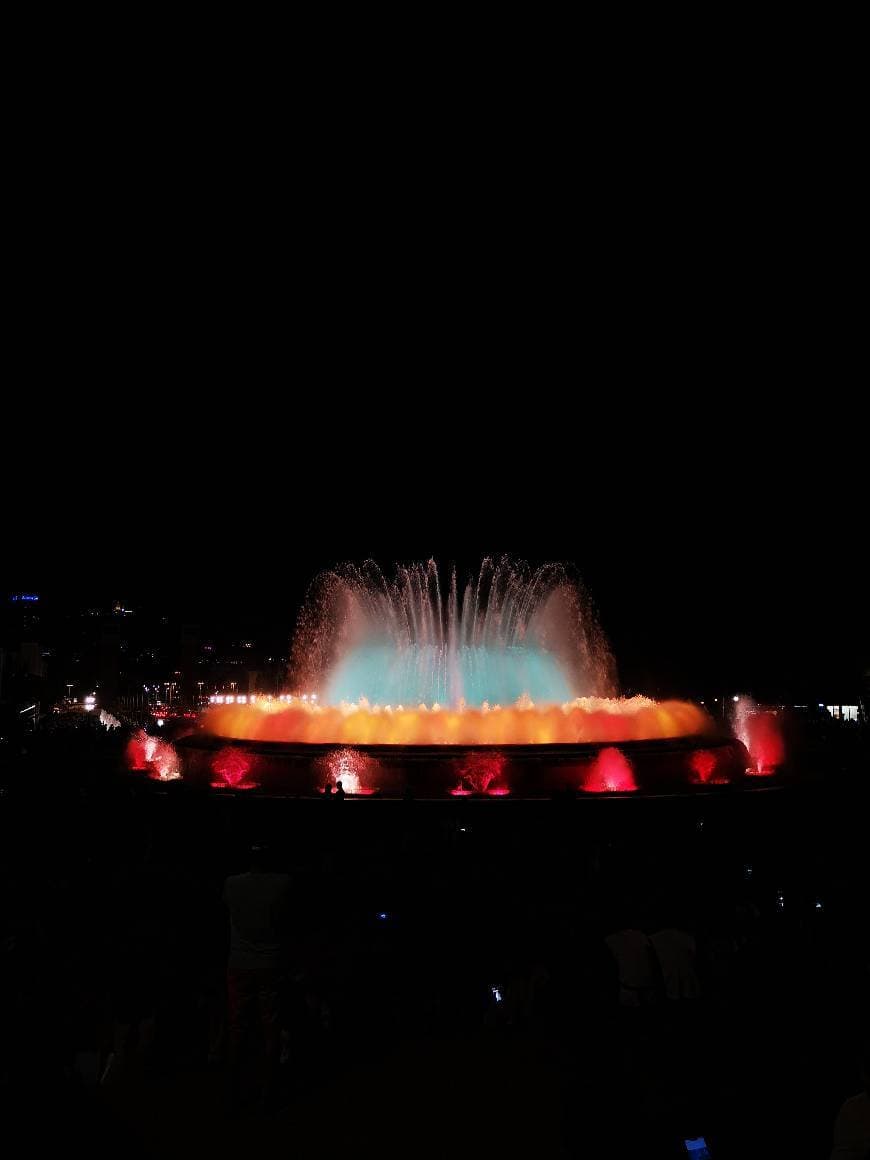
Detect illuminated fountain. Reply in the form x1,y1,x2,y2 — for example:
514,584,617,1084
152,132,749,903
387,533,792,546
732,698,786,776
126,729,181,781
309,558,609,709
165,559,776,795
204,559,708,745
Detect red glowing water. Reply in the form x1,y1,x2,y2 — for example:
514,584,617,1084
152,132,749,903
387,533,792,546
451,751,509,796
125,732,149,771
582,747,637,793
743,711,785,775
149,739,180,781
126,729,180,780
211,747,257,789
689,748,730,785
317,747,378,795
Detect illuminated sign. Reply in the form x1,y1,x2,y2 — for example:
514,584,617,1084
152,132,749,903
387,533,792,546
11,593,39,602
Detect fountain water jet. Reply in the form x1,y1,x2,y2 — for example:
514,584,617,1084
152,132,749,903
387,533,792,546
292,558,616,708
170,559,756,795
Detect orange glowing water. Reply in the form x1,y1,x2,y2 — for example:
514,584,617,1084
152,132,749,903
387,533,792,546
201,695,713,747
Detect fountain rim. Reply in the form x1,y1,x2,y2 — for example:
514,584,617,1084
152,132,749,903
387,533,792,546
176,731,740,761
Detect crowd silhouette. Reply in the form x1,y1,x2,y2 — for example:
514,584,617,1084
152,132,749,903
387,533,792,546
1,721,868,1158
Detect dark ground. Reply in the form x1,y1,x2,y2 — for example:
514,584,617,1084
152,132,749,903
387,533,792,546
1,720,868,1158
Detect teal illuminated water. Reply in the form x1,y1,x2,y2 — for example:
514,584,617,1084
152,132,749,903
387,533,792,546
292,558,616,707
326,642,574,706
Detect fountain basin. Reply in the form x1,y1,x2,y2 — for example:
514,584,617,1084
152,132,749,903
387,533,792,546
175,732,752,797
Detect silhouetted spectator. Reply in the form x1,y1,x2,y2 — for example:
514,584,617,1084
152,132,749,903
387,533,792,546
651,924,701,1001
224,844,291,1110
605,923,661,1008
830,1043,870,1159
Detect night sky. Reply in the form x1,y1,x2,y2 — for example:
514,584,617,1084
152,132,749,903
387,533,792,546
5,79,863,707
6,408,865,705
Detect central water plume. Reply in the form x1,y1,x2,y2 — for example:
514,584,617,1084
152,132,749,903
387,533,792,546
198,558,717,751
292,558,616,708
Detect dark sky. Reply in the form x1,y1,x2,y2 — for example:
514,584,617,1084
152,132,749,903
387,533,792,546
4,136,864,704
6,406,865,705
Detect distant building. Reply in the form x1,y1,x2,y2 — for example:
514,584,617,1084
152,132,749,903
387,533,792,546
180,624,199,705
20,641,44,679
99,628,121,706
4,592,41,637
1,594,44,703
824,704,859,722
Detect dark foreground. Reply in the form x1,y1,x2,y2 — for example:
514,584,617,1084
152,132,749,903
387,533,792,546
1,728,868,1158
